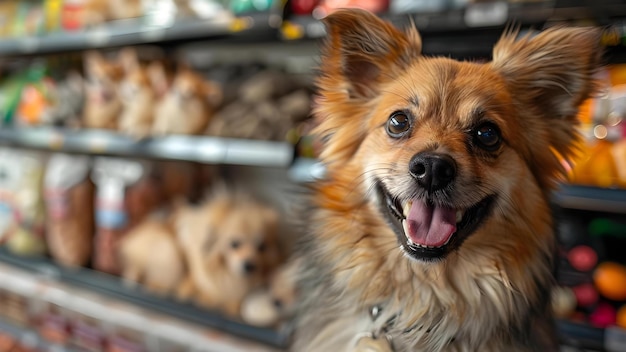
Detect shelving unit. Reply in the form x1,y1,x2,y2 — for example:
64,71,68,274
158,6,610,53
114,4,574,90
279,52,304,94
0,13,279,57
0,248,289,350
0,1,624,351
0,127,294,167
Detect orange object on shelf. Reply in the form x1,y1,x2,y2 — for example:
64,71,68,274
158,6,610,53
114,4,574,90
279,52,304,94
570,139,621,188
594,262,626,301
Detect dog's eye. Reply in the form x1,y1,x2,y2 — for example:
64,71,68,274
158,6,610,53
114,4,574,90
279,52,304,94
258,242,267,253
473,122,502,151
386,111,411,138
230,240,241,249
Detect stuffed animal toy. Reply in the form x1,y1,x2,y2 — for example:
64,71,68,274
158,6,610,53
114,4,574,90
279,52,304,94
119,214,185,296
152,66,222,136
117,48,160,139
240,258,300,327
207,69,312,141
83,50,124,130
174,187,282,317
41,71,85,128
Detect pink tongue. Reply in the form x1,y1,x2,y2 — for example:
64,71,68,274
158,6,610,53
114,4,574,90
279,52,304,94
406,201,457,247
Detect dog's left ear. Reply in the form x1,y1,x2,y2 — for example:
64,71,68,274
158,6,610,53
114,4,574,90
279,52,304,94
492,27,602,121
320,9,422,99
491,27,603,183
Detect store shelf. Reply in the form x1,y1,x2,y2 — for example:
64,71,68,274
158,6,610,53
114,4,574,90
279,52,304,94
0,248,290,349
0,318,77,352
0,126,295,167
553,184,626,214
281,1,626,58
0,13,278,57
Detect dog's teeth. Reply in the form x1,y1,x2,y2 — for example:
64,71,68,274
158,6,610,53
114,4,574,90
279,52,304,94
456,210,463,223
403,201,412,217
402,219,411,240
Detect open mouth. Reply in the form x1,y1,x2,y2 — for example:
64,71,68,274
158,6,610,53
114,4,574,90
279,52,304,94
376,181,496,262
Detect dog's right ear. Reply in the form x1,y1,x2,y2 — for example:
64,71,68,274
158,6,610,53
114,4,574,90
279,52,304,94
315,10,422,165
320,9,422,100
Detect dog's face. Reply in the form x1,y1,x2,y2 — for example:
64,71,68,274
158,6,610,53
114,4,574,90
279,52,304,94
213,201,280,277
84,51,123,104
161,69,221,110
315,10,601,263
177,193,281,278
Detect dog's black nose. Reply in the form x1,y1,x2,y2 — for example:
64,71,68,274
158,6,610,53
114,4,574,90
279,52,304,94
409,153,457,191
243,261,257,274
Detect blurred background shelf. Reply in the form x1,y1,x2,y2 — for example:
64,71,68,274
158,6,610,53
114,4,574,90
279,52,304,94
554,185,626,215
0,13,279,57
0,248,290,350
0,318,78,352
0,127,295,167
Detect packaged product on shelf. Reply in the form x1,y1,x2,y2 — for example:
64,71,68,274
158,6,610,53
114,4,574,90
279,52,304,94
0,70,27,125
91,157,162,275
44,153,95,267
44,0,62,32
0,148,21,243
101,310,154,352
77,0,143,28
36,302,71,346
40,71,85,127
4,150,47,257
312,0,389,17
229,0,278,14
569,64,626,188
14,64,53,127
12,0,45,37
0,2,18,38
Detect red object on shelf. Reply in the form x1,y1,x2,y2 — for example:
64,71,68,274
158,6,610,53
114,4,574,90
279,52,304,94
572,283,599,308
589,302,617,328
291,0,321,15
61,2,84,31
567,245,598,272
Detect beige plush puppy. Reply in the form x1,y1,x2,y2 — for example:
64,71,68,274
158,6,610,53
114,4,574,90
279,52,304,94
175,188,281,317
119,216,185,296
152,67,222,136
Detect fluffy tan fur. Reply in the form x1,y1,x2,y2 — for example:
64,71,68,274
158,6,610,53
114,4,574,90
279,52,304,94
292,9,602,352
83,51,124,130
117,48,160,139
152,67,221,136
175,189,282,317
119,216,185,295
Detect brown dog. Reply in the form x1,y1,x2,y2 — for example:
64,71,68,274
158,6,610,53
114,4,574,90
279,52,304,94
292,9,602,352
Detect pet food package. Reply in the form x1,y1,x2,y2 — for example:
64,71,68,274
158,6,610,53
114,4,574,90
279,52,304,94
3,150,47,257
92,157,161,275
44,153,94,267
0,148,21,243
